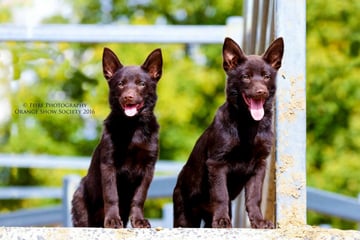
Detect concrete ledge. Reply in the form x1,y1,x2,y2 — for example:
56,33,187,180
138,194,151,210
0,226,359,240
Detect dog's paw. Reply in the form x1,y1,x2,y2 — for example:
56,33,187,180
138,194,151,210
212,217,232,228
104,216,123,228
250,219,274,229
131,218,151,228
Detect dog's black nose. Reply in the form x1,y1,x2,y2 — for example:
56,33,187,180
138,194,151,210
124,95,134,101
256,89,267,96
123,90,136,102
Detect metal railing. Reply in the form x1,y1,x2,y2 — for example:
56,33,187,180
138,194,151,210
0,154,182,227
0,18,243,44
1,154,360,227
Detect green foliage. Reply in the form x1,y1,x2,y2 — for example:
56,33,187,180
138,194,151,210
0,0,239,218
1,0,360,230
69,0,243,24
306,0,360,229
0,0,242,161
0,40,224,164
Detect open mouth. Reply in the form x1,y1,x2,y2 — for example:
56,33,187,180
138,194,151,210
242,93,265,121
121,102,144,117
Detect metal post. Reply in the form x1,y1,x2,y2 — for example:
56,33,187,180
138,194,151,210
242,0,259,54
274,0,307,227
62,175,81,227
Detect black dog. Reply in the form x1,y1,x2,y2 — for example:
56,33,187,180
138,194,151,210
71,47,162,228
173,37,284,228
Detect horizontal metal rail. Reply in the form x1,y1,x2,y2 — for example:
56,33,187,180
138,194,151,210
0,187,61,199
0,23,240,44
0,175,178,227
0,154,183,173
0,154,90,169
0,206,62,227
0,176,178,200
1,175,360,226
307,187,360,222
1,186,359,227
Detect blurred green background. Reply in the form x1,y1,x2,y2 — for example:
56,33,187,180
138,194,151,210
0,0,360,229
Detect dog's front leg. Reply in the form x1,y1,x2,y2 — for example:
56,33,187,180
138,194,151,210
100,133,123,228
244,161,274,229
129,165,154,228
206,159,232,228
101,161,123,228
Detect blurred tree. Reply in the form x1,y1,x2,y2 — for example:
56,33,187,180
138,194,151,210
61,0,244,160
307,0,360,229
0,0,242,215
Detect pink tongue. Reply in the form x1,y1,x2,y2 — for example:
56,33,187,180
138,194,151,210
124,106,138,117
249,98,265,121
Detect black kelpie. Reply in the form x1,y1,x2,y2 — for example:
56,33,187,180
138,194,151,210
173,37,284,228
72,47,163,228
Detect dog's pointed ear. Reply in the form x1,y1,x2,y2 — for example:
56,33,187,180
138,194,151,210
263,37,284,70
142,48,163,81
102,47,123,81
223,37,247,72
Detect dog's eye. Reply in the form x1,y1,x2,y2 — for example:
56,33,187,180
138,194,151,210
135,79,145,86
242,75,250,82
118,82,124,88
263,75,271,81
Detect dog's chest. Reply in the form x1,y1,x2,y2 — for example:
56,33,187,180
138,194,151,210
111,124,152,149
113,142,150,181
116,160,146,181
113,137,151,164
229,155,259,177
110,126,155,175
225,130,271,173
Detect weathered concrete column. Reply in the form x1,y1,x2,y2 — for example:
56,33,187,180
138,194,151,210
274,0,307,228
